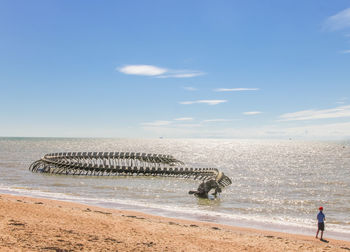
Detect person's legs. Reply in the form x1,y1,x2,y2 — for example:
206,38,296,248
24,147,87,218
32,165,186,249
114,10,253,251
318,222,325,240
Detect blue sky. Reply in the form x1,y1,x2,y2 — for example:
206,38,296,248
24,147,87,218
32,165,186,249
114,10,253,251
1,1,350,139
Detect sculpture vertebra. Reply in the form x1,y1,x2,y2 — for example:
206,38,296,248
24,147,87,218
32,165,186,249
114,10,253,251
29,152,232,189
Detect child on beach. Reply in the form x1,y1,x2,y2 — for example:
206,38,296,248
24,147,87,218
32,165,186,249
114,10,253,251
316,206,326,240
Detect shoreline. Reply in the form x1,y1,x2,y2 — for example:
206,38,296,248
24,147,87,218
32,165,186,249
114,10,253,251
1,193,350,251
2,187,350,242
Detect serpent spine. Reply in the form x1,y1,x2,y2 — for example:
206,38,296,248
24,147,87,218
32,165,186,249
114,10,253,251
29,152,232,187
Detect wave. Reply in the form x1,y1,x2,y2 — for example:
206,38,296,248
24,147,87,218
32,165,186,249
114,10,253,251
0,185,349,241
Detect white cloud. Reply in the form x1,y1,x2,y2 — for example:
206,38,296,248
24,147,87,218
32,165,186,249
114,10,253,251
325,8,350,31
174,117,193,121
179,100,227,105
119,65,167,76
243,111,262,115
214,88,259,92
141,120,172,126
279,105,350,121
183,86,197,91
118,64,204,78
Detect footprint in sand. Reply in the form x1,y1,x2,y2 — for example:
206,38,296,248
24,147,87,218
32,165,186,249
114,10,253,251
126,215,144,219
138,242,155,247
94,210,112,215
8,220,25,226
42,246,64,251
105,238,123,243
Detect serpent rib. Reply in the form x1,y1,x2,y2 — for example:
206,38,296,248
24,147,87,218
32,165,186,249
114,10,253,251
29,152,232,188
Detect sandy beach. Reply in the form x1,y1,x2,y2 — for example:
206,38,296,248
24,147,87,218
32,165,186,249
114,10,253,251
0,194,349,251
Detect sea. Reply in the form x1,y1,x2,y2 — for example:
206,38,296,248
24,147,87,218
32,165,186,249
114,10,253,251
0,137,349,241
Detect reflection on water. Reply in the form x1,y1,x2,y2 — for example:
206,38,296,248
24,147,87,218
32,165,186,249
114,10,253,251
0,137,349,240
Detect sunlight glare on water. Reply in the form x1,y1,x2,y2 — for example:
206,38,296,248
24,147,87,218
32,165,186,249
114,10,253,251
0,137,349,240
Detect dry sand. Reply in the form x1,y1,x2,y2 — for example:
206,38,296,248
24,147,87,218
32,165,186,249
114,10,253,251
0,194,349,251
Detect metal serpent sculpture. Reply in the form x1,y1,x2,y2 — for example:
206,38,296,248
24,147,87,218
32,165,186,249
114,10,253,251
29,152,232,195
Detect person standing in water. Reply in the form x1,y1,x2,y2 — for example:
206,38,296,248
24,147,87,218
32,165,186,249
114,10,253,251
316,206,326,240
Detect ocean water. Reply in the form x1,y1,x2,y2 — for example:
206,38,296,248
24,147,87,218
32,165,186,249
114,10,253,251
0,137,349,241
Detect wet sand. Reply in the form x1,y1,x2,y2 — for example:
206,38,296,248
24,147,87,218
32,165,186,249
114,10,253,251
0,194,349,251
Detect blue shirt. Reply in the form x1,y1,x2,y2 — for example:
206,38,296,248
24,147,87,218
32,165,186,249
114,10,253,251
317,212,325,223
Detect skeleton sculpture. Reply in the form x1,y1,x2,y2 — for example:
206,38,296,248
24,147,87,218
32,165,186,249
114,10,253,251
29,152,232,198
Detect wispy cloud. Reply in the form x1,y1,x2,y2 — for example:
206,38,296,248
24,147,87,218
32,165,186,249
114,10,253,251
202,119,235,123
279,105,350,121
157,71,204,78
243,111,262,115
341,49,350,54
214,88,259,92
142,117,236,130
179,100,227,105
324,8,350,31
175,123,202,128
140,116,350,139
118,65,204,78
336,97,348,104
174,117,193,121
141,120,172,126
141,121,350,139
183,86,197,91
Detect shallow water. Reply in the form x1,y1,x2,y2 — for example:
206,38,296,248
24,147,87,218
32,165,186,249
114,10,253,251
0,137,349,241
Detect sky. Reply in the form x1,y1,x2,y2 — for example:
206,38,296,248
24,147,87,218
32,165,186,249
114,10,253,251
1,0,350,139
